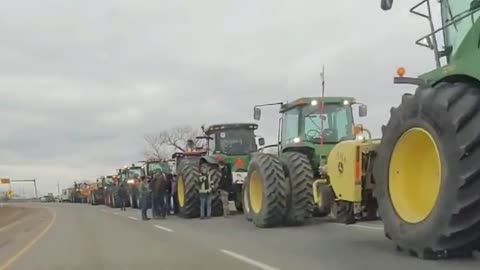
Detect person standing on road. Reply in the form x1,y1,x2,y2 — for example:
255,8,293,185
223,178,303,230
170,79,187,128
152,171,169,219
139,176,151,220
198,163,215,219
150,174,160,219
218,166,232,217
118,183,129,211
170,176,177,215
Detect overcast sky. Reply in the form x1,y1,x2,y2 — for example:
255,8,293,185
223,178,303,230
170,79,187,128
0,0,440,196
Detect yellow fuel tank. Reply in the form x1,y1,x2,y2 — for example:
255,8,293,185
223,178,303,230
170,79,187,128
327,139,380,202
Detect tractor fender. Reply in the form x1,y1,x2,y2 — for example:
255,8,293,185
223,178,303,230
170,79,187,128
200,156,219,166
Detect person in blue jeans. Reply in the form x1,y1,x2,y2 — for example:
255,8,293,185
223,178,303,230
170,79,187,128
198,163,215,219
139,177,151,220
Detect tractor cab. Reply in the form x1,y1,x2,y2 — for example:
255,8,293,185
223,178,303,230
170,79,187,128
125,164,144,184
255,97,367,170
204,123,261,157
204,123,263,181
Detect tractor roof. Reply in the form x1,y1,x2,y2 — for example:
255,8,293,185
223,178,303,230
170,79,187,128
204,123,258,135
171,151,206,158
280,96,356,112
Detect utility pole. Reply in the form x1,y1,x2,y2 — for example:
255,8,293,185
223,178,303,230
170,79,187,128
57,182,60,197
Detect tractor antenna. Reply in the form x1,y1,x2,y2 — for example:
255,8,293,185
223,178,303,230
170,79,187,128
320,65,325,165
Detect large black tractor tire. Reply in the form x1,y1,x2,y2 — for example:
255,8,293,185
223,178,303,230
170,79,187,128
209,166,224,217
243,175,253,221
247,153,288,228
176,164,200,218
280,152,314,226
111,187,121,208
374,81,480,259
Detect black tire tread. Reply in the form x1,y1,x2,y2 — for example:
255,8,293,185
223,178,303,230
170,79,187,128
248,153,288,228
280,152,314,226
177,164,200,218
375,81,480,258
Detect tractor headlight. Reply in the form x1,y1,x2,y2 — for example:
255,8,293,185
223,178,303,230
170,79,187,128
127,179,135,184
293,137,301,143
356,135,364,141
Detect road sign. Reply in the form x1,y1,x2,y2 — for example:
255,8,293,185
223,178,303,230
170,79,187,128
7,190,14,198
0,178,10,184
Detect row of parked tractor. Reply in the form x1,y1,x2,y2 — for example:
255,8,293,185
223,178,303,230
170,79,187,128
63,0,480,259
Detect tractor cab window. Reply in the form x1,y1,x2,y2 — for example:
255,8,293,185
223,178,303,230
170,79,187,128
147,163,171,174
214,129,257,155
128,168,143,179
281,108,300,144
443,0,480,56
105,177,113,184
147,163,162,175
302,104,354,143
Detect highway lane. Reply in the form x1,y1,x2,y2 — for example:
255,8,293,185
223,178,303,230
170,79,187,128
3,203,258,270
2,203,480,270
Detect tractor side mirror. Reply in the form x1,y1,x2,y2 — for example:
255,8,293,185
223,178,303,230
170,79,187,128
359,104,368,117
471,0,480,10
381,0,393,10
254,107,261,121
258,137,265,146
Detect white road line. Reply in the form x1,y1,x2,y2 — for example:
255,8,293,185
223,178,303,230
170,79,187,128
128,216,138,220
349,224,383,230
220,249,280,270
113,212,119,215
154,225,174,232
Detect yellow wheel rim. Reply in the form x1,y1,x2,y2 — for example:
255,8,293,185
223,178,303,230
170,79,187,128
249,170,264,214
389,128,442,223
177,176,185,208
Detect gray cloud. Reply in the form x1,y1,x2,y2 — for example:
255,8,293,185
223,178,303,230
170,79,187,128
0,0,439,195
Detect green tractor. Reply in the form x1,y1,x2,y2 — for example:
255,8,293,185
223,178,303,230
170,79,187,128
127,160,174,209
124,164,145,209
175,123,264,218
101,175,115,207
104,171,129,209
374,0,480,259
245,97,372,227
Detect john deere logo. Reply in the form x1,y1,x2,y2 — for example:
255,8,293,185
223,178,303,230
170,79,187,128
338,162,344,173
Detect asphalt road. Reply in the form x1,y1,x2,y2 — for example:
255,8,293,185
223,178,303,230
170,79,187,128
1,203,479,270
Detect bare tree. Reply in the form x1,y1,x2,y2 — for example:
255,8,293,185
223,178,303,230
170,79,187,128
159,125,203,152
143,125,204,159
143,134,169,160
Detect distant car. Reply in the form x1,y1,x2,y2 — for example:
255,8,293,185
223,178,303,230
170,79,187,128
40,196,55,203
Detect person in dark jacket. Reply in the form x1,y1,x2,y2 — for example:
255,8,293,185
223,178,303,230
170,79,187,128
151,172,169,219
118,183,129,211
218,166,232,217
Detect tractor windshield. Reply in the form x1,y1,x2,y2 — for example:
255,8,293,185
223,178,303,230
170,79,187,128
128,168,143,179
147,162,171,174
282,103,354,144
442,0,480,56
215,129,257,155
104,177,114,185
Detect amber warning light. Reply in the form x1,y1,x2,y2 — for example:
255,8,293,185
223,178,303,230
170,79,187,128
397,67,406,77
